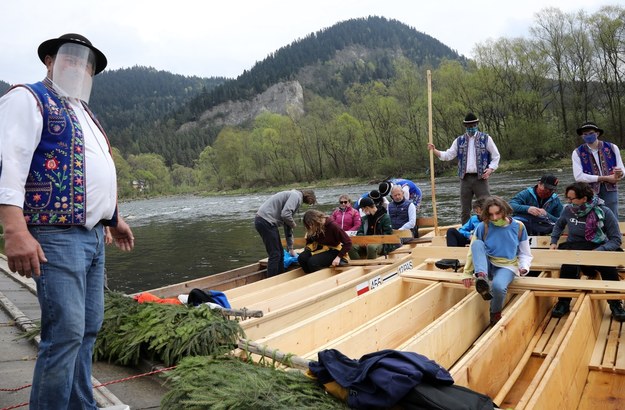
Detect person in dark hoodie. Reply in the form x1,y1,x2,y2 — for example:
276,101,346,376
348,197,395,259
550,182,625,321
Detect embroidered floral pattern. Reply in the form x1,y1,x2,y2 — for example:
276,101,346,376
22,80,88,225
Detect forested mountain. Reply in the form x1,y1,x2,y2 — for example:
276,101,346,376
179,16,462,124
89,66,226,149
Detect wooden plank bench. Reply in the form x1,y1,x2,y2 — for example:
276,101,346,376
589,304,625,373
419,247,625,273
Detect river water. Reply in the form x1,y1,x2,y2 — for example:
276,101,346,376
102,169,609,293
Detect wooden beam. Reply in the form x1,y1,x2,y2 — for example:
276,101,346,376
400,270,625,293
281,234,402,248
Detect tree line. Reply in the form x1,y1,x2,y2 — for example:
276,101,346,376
113,6,624,198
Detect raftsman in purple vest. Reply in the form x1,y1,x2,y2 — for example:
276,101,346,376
576,141,618,194
456,132,491,179
16,79,109,225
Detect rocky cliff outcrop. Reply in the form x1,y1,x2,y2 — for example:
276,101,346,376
178,80,304,132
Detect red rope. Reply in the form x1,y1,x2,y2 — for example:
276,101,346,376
93,365,177,388
0,385,31,392
0,365,177,410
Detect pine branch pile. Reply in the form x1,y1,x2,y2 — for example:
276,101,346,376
161,355,347,410
94,292,244,366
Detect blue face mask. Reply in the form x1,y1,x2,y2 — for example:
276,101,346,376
466,126,478,135
583,133,597,144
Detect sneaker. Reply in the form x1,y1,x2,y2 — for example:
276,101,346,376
490,311,502,326
551,300,570,318
99,405,130,410
474,273,492,301
609,300,625,322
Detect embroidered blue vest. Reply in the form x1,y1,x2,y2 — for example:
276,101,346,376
388,199,410,230
456,132,491,179
576,140,618,193
16,79,109,225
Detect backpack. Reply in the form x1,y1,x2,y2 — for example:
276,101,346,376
400,383,495,410
187,288,231,308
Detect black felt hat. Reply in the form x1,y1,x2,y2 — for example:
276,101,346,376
378,181,392,197
38,33,108,75
463,112,479,124
576,121,603,136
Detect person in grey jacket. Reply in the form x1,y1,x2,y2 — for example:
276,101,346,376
255,189,316,276
549,182,625,321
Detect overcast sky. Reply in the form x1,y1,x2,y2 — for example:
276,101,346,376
0,0,614,85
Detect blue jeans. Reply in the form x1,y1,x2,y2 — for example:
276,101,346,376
29,224,106,410
470,239,516,314
598,184,619,219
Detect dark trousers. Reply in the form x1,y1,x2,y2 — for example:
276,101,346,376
255,215,284,277
460,174,490,224
298,248,340,273
557,263,620,304
446,228,470,247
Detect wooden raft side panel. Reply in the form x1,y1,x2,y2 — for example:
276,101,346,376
301,283,470,360
225,268,307,300
141,262,264,298
450,291,551,399
240,260,413,340
228,265,359,306
397,291,490,369
237,254,411,313
520,296,602,410
577,370,625,410
252,279,429,356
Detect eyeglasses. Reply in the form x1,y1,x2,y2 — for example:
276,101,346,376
339,201,349,204
566,196,578,202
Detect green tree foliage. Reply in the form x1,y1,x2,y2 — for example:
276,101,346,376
6,9,620,197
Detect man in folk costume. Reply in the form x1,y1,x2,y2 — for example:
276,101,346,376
0,34,134,409
428,112,501,224
572,121,624,218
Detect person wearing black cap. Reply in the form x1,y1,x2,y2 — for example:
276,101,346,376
572,121,624,218
509,174,563,236
348,197,395,259
0,34,134,409
427,112,501,224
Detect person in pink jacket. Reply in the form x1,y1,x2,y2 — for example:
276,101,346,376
330,194,361,232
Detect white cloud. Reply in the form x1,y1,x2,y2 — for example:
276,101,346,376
0,0,612,85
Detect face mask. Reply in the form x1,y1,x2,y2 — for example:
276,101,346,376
536,186,552,199
583,133,597,144
491,218,508,227
466,126,478,135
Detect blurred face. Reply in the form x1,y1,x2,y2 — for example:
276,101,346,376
391,188,404,202
488,205,503,221
566,190,586,206
363,205,376,216
339,198,349,209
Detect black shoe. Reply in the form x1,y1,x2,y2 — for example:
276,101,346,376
609,301,625,322
551,300,570,318
490,311,502,326
435,259,460,272
475,275,492,301
338,258,349,267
